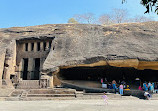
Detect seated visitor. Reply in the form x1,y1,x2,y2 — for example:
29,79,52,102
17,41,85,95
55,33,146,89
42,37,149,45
138,86,143,91
125,85,130,90
144,92,151,100
108,82,112,89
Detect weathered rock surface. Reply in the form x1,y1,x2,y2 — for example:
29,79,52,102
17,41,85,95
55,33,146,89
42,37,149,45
0,22,158,72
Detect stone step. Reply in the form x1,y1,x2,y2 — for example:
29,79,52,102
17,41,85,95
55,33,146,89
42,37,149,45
9,88,77,99
0,89,14,97
27,94,76,97
20,90,29,98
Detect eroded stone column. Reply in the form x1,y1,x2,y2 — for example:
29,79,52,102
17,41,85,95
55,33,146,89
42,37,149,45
22,43,25,52
28,43,31,51
0,53,6,87
18,59,24,79
49,74,54,88
46,42,49,50
34,42,37,52
40,42,44,51
40,58,44,70
3,67,7,79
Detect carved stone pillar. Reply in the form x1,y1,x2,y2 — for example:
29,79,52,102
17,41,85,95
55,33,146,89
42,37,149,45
34,42,37,52
28,58,34,80
40,42,44,51
22,43,25,52
18,59,24,79
49,74,54,88
46,42,49,50
28,43,31,51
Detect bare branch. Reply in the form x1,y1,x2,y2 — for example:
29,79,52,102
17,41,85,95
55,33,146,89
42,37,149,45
111,8,128,23
74,13,95,24
98,14,114,25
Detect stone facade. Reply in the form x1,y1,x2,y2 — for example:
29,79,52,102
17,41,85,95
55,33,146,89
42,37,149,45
0,38,55,89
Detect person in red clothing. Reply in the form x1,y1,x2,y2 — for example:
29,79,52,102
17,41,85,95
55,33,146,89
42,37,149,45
101,78,103,84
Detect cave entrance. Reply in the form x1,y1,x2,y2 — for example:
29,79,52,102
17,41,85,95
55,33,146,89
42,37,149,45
23,58,28,80
22,58,40,80
59,66,158,89
34,58,40,80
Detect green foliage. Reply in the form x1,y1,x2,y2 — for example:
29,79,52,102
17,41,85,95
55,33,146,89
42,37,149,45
68,18,78,24
122,0,158,14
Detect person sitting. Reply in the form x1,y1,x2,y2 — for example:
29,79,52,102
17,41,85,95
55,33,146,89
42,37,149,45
144,92,151,100
108,82,113,89
138,86,143,91
124,85,130,90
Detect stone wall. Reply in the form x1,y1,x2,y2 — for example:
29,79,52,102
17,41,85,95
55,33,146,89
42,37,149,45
4,40,17,80
0,51,6,87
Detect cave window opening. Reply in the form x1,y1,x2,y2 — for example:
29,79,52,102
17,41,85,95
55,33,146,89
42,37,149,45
37,42,40,51
31,43,34,51
43,42,46,51
49,41,52,49
25,43,28,51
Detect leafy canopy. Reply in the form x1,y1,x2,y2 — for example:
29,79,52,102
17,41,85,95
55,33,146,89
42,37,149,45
122,0,158,14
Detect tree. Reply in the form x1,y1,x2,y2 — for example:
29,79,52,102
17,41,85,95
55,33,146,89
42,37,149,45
74,13,95,24
132,15,153,22
124,15,153,23
68,18,78,24
98,14,114,25
111,8,128,23
122,0,158,14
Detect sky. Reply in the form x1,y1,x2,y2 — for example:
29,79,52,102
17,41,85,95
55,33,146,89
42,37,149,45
0,0,157,28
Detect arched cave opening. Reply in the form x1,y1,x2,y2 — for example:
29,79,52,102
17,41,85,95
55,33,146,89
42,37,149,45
59,66,158,88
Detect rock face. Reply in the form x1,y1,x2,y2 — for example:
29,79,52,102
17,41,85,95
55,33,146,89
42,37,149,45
43,22,158,71
0,22,158,73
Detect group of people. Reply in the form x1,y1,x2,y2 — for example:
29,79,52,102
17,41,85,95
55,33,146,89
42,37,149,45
141,81,155,92
111,80,128,95
101,78,129,95
100,78,158,100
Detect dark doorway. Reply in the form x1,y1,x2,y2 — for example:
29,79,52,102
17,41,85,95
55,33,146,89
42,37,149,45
23,58,28,80
34,58,40,80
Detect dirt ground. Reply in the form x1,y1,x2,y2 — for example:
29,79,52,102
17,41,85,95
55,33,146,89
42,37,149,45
0,99,157,111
